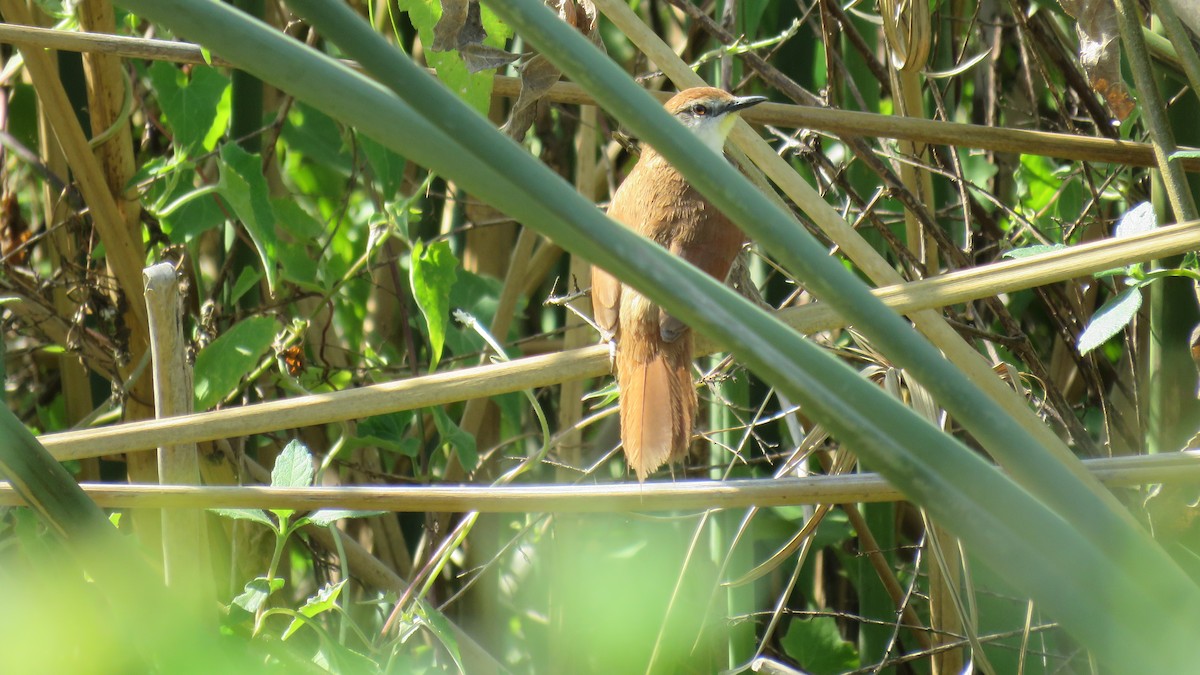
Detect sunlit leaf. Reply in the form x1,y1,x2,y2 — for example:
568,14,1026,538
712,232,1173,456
217,144,279,293
1115,202,1157,238
272,439,315,489
1002,243,1067,259
283,580,346,639
193,316,281,411
146,61,230,153
305,509,387,527
210,508,275,529
433,407,478,472
780,616,860,675
410,240,459,371
1078,287,1143,355
232,576,285,615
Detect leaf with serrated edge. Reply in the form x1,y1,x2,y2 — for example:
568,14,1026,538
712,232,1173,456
232,576,285,614
272,439,315,488
210,508,275,528
305,509,387,527
283,580,346,639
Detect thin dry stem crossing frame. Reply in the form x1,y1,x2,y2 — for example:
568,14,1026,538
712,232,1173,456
0,451,1195,511
33,219,1200,460
0,23,1197,170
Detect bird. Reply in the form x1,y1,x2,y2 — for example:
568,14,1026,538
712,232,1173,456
591,87,767,481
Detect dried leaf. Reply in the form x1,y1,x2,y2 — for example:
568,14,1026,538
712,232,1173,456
431,0,517,73
461,43,520,74
501,0,603,140
502,54,564,141
431,0,469,52
1058,0,1134,121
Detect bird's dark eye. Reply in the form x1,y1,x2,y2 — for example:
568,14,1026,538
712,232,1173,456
691,104,709,116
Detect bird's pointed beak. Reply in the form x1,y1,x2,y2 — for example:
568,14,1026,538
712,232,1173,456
725,95,768,114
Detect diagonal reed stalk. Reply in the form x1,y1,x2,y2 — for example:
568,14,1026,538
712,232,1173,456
0,1,1191,670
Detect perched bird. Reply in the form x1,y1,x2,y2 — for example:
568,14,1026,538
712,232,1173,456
592,87,767,481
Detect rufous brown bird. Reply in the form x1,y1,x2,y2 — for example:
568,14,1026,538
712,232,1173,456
592,87,767,481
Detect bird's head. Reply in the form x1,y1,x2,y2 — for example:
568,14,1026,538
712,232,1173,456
663,87,768,153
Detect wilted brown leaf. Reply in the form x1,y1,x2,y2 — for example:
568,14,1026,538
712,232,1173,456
501,0,603,140
431,0,518,72
1059,0,1135,121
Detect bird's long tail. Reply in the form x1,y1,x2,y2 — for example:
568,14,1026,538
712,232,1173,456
618,323,695,482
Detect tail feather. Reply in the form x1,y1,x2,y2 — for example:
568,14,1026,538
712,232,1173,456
618,328,695,481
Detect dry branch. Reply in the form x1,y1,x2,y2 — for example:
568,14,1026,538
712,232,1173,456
2,451,1195,511
36,220,1200,460
0,23,1194,171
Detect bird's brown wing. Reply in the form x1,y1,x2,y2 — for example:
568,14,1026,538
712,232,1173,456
591,264,620,337
660,195,747,342
593,175,645,337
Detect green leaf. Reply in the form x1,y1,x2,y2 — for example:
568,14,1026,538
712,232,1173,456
281,102,351,176
272,198,327,240
409,240,459,371
416,604,465,674
1078,287,1143,355
232,576,285,615
146,61,230,154
1001,243,1066,260
396,0,499,114
209,508,275,529
1014,154,1058,224
276,241,323,291
217,143,279,294
229,267,262,305
283,580,346,639
305,509,386,527
193,316,280,411
351,412,418,456
432,407,477,472
359,133,407,196
780,616,860,675
272,439,315,488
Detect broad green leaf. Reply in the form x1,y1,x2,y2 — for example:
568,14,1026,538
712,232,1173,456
432,407,477,472
193,316,280,411
146,61,230,153
1078,287,1143,355
272,439,315,488
283,580,346,639
410,240,459,371
780,616,860,675
232,576,285,615
217,143,279,293
209,508,275,529
396,0,499,114
305,509,386,527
